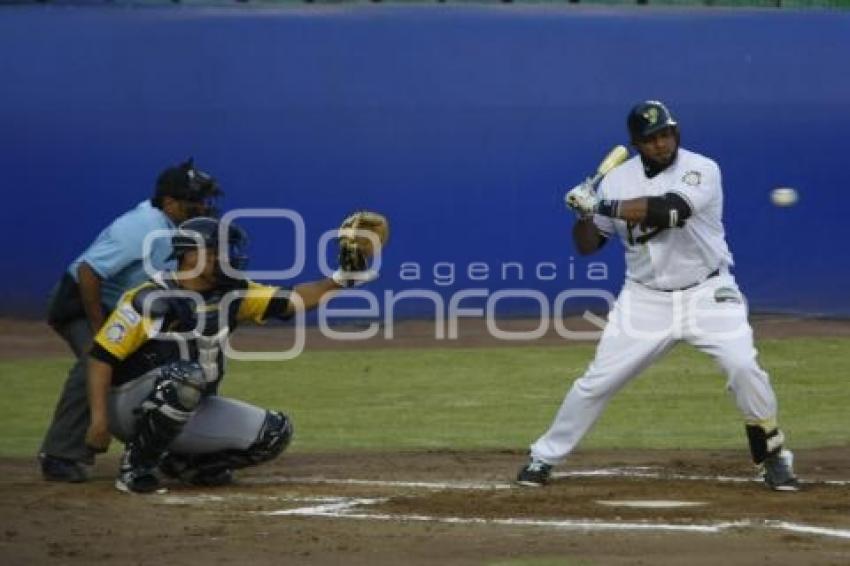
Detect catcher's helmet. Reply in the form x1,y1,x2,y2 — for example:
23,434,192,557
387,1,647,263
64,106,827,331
627,100,678,141
171,217,249,274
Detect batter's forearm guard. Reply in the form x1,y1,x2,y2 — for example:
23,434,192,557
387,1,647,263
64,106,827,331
645,193,692,228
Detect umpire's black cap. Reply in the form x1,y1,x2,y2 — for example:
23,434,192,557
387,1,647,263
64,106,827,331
627,100,678,141
153,158,222,204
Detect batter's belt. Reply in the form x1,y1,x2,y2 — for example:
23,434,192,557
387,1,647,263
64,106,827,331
657,268,721,292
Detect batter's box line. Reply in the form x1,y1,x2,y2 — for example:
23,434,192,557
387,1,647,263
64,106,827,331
242,476,514,490
243,468,850,490
149,492,850,541
263,498,850,540
155,494,353,506
552,468,850,487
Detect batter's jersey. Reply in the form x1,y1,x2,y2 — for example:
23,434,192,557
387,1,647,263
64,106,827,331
593,148,734,291
90,274,282,386
67,200,176,310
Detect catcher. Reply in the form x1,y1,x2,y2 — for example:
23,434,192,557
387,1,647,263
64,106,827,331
84,211,389,493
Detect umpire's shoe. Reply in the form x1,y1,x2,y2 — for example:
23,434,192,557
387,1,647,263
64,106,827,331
115,449,160,494
516,457,553,487
761,449,800,492
39,453,88,483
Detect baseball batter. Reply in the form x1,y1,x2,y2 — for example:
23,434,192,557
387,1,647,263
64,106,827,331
517,100,799,491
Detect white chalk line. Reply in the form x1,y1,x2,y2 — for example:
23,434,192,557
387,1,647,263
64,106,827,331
156,493,349,506
596,500,707,508
765,521,850,540
264,497,850,540
554,467,850,487
150,487,850,541
242,476,514,490
554,468,756,484
245,467,850,490
267,497,737,533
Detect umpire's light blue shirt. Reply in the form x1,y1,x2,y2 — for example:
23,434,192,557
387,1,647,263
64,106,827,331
67,200,176,310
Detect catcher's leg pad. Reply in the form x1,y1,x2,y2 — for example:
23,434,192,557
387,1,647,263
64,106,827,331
130,361,206,467
745,421,785,464
162,410,293,481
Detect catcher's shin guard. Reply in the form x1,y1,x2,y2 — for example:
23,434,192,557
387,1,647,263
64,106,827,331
160,410,293,483
745,422,785,465
129,362,206,468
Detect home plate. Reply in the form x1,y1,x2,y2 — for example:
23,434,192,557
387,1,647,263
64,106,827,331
597,500,707,509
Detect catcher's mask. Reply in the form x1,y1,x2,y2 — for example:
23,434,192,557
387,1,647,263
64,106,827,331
170,217,249,288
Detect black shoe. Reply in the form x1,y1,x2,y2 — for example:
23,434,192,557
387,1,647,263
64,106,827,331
159,453,233,487
191,468,233,487
115,449,160,494
516,458,552,487
39,453,87,483
762,449,800,492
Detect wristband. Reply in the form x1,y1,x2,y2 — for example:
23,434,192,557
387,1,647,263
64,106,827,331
331,269,354,288
331,269,378,288
596,199,621,219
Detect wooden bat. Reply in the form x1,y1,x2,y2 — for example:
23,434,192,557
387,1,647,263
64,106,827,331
587,144,629,189
564,144,630,212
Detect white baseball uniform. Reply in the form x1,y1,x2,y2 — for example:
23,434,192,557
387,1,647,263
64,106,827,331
531,148,780,464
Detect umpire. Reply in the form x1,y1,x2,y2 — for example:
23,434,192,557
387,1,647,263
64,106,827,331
39,159,222,482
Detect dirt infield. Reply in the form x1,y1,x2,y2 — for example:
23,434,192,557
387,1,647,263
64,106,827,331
2,449,849,565
4,315,850,359
4,316,850,564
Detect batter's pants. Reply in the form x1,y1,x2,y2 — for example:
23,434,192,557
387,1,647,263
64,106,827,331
531,273,779,465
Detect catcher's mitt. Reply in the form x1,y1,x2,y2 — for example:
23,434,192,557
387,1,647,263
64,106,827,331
337,210,390,274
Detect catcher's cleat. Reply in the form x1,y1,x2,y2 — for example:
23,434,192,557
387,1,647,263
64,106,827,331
761,449,800,492
516,458,552,487
191,468,234,487
115,449,160,494
39,453,88,483
160,457,234,487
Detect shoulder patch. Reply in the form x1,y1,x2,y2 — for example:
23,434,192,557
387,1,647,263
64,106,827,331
105,321,127,343
117,304,140,325
682,171,702,186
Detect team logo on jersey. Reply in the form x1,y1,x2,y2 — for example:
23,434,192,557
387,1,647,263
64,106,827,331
105,322,127,343
682,171,702,186
714,287,742,304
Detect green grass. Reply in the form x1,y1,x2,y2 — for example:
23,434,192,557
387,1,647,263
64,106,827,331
3,338,848,457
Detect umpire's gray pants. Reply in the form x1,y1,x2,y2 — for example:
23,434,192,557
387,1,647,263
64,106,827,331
108,372,268,454
39,317,95,464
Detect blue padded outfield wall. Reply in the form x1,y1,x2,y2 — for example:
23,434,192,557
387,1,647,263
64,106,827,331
1,5,848,318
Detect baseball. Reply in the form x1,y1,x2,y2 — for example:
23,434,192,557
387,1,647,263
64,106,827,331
770,187,798,207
